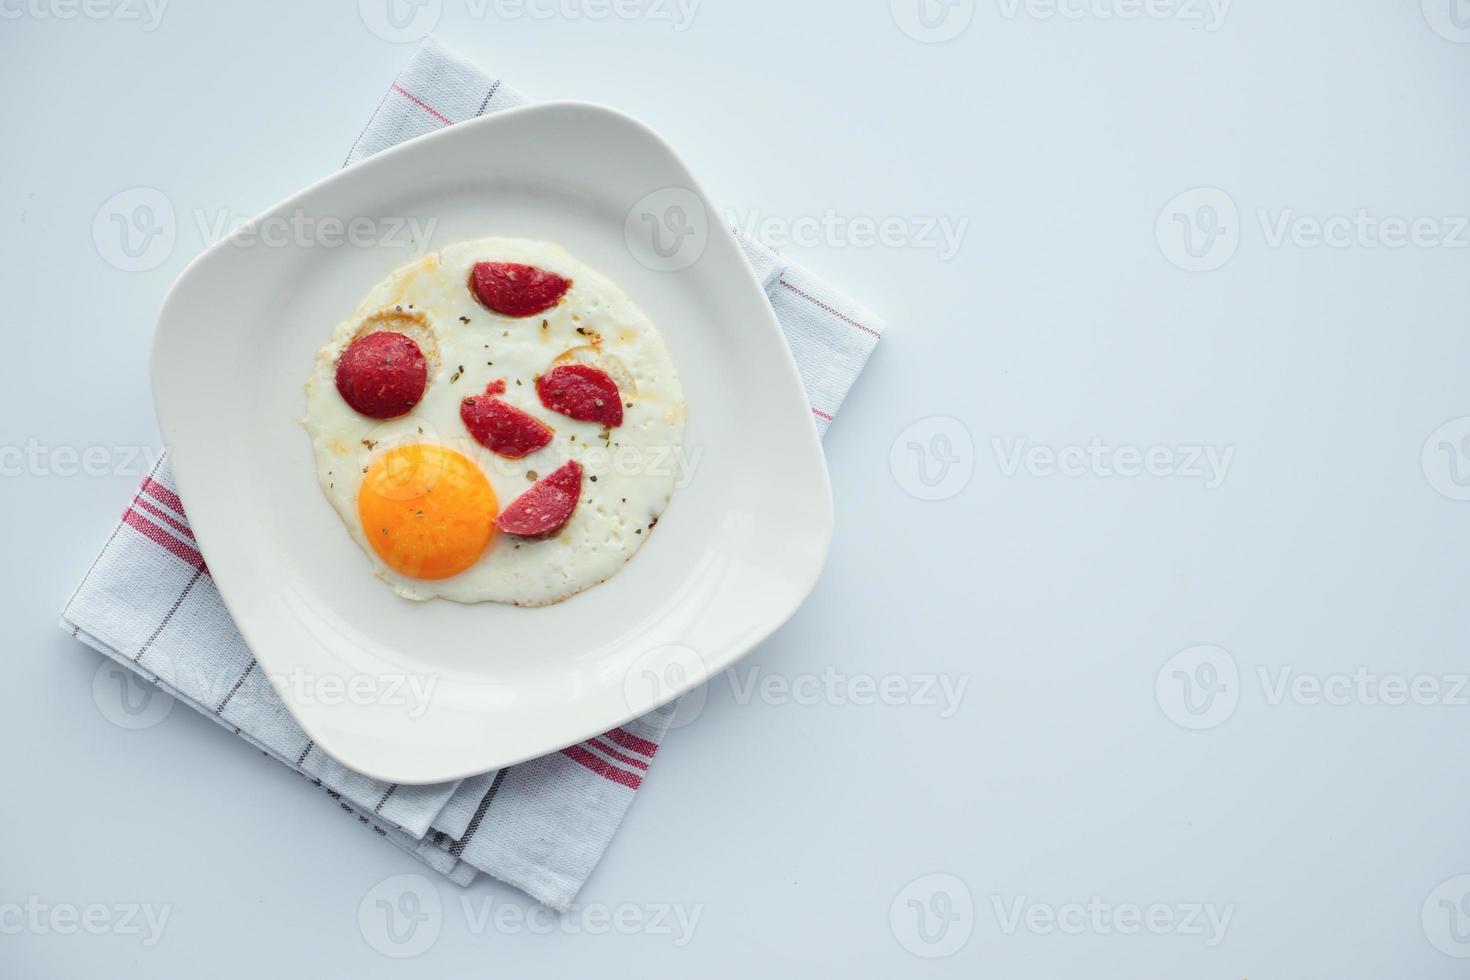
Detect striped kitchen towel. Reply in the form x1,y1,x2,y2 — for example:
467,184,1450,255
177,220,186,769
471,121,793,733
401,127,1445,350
60,36,883,911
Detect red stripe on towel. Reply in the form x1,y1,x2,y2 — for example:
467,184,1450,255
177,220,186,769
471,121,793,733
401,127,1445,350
590,737,651,771
561,745,642,789
134,496,195,541
141,477,188,519
391,84,453,127
778,279,881,339
603,727,659,758
123,509,207,572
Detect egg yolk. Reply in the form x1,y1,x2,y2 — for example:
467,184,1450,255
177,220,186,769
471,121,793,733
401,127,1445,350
358,444,498,580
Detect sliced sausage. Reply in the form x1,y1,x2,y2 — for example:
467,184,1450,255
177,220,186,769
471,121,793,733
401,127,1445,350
494,461,583,538
535,363,623,427
468,262,572,318
460,385,554,459
335,331,428,419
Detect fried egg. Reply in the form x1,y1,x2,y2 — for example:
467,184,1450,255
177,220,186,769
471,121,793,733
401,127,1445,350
302,237,686,606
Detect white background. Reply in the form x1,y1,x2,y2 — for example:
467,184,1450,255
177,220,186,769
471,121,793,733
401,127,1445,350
5,0,1470,975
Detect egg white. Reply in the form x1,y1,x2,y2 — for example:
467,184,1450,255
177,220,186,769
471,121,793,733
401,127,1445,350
302,237,686,606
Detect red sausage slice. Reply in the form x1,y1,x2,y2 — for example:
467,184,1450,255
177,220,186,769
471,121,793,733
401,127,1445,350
335,331,428,419
536,363,624,427
460,387,554,459
495,461,583,538
468,262,572,317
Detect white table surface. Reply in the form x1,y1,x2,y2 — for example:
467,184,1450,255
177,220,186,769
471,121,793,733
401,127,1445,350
7,0,1470,975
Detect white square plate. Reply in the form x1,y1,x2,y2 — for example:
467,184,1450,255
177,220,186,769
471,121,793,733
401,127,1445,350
151,103,832,784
